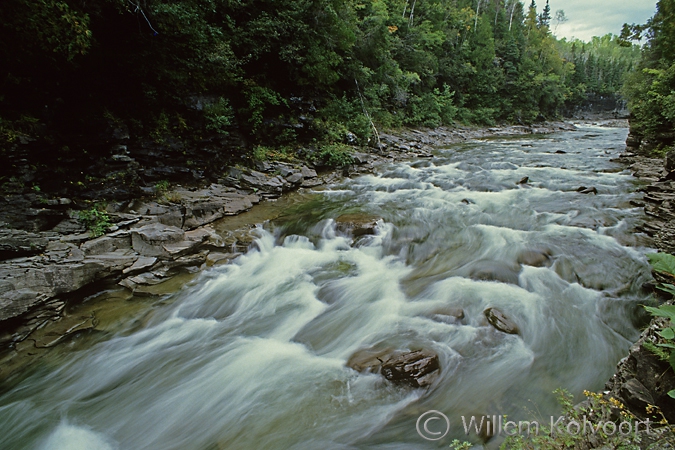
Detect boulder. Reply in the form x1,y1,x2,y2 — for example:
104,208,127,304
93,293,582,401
286,173,304,184
517,176,529,185
484,307,520,335
347,347,440,388
334,214,380,238
517,249,551,267
381,350,440,388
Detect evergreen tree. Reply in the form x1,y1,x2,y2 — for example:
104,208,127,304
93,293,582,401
539,0,551,28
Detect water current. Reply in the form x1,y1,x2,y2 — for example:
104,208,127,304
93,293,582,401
0,125,655,449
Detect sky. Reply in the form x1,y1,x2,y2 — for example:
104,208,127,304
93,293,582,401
541,0,658,42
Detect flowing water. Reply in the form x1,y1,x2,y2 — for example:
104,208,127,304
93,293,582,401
0,125,656,449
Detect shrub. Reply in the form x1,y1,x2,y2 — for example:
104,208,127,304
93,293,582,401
312,143,353,168
77,205,111,237
204,97,234,135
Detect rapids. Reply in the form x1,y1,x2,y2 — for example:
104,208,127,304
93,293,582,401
0,125,654,449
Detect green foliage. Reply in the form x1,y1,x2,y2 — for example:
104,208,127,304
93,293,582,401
644,251,675,399
501,389,644,449
319,96,372,145
252,145,295,162
77,205,111,237
648,252,675,276
0,0,643,175
644,304,675,398
154,180,170,193
405,85,457,128
312,143,354,168
448,439,472,450
623,63,675,141
204,98,234,135
241,86,284,133
621,0,675,153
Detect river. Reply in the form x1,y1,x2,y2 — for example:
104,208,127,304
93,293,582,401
0,125,655,449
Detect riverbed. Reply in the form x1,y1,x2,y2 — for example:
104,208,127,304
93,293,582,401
0,124,655,449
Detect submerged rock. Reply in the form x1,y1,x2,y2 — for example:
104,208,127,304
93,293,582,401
484,307,520,335
517,249,551,267
468,260,521,285
576,186,598,194
347,348,440,388
334,214,380,238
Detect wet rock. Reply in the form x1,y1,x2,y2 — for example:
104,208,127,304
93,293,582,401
577,186,598,194
517,176,529,185
555,150,567,154
32,314,97,348
605,318,675,422
381,350,440,388
119,270,170,289
334,214,380,238
552,256,579,284
461,198,475,205
347,348,440,388
517,249,551,267
347,347,393,373
468,260,521,285
423,306,464,324
484,307,520,335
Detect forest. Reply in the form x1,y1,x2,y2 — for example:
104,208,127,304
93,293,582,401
0,0,644,196
620,0,675,155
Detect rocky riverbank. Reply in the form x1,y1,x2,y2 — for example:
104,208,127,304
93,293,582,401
605,151,675,414
0,121,576,359
531,137,675,449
